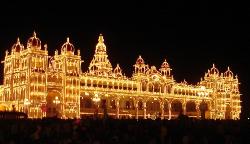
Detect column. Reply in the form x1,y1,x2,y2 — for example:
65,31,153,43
116,99,119,119
160,102,164,120
182,102,186,115
168,103,172,120
143,101,147,119
196,103,200,119
135,101,138,120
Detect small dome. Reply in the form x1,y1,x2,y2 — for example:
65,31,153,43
27,31,41,48
136,55,144,65
209,64,219,75
12,38,24,52
224,67,233,78
114,64,122,74
161,59,169,68
61,37,74,52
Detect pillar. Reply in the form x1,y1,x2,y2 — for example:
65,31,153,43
143,101,147,119
196,103,200,119
135,101,138,120
168,103,172,120
116,99,119,119
182,102,186,115
160,102,164,120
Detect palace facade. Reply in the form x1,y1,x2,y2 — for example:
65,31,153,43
0,32,241,119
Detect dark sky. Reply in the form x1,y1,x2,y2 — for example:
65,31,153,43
0,1,249,119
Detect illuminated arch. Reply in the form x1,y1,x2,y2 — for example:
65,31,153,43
93,80,97,87
98,81,102,87
82,97,93,108
86,79,91,86
186,101,196,112
171,100,182,113
148,83,153,92
146,98,160,111
46,90,62,117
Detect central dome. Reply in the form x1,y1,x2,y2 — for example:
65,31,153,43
61,37,74,52
27,31,41,49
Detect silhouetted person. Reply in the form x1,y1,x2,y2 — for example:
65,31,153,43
177,108,188,121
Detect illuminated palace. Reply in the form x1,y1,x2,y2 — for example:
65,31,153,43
0,32,241,119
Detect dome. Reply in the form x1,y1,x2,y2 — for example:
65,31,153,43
209,64,219,75
136,55,144,65
114,64,122,74
27,31,41,48
61,37,74,52
224,67,233,78
161,59,169,68
12,38,24,52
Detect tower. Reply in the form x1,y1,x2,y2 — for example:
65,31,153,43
2,32,48,118
223,67,241,119
51,37,81,118
200,64,241,119
133,55,149,75
24,32,48,118
89,34,113,76
2,38,24,111
159,59,172,77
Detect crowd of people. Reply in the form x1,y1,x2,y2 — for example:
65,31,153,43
0,113,249,144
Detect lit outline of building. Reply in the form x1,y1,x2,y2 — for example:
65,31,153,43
0,32,241,119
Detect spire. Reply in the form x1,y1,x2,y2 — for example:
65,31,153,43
114,64,123,77
44,44,47,51
33,31,36,38
17,37,20,44
89,33,112,76
67,37,70,43
12,37,23,52
98,34,104,43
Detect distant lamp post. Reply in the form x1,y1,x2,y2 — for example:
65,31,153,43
92,93,101,118
53,96,60,117
53,96,60,105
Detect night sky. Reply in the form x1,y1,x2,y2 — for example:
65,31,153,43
0,1,249,119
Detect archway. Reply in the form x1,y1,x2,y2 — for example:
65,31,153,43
46,90,62,118
163,101,169,119
80,96,94,116
171,100,182,118
119,98,135,119
146,99,160,119
199,101,209,119
81,97,93,109
186,101,197,117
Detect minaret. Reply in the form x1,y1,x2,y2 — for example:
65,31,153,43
113,64,123,78
88,34,113,76
133,55,149,74
159,59,172,77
